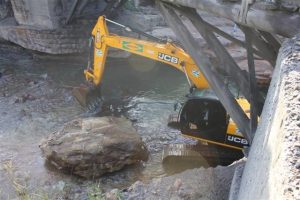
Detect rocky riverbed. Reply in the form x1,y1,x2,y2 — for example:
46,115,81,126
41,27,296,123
0,1,275,199
0,43,193,199
0,39,253,199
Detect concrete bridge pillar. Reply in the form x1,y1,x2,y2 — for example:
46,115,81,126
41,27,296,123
10,0,62,29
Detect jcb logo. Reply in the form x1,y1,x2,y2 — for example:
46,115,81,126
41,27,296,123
158,53,179,64
227,135,248,145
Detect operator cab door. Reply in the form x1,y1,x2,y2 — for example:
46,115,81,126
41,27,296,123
179,97,247,149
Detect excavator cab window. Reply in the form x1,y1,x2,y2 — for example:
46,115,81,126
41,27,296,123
179,97,228,143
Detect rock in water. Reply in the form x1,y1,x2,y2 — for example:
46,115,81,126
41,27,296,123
39,117,148,178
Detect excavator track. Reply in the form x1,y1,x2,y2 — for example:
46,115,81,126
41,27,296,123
162,143,244,174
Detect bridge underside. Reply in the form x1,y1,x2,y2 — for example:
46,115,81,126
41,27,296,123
159,0,300,37
156,0,300,146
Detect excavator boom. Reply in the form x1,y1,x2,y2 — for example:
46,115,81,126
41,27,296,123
85,16,209,89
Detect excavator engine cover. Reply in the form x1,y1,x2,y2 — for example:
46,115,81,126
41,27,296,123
179,97,229,146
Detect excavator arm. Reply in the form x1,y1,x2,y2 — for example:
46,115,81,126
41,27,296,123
84,16,209,89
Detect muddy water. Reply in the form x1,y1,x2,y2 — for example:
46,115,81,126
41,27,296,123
0,47,203,199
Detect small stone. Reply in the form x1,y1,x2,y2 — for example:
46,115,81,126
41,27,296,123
295,162,300,169
28,81,38,86
14,97,22,103
106,189,121,200
41,73,48,80
151,191,157,195
173,178,182,191
14,94,36,103
56,181,65,191
74,193,80,199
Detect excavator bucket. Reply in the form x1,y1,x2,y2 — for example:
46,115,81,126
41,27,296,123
72,84,103,113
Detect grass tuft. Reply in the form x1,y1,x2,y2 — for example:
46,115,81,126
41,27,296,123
87,184,105,200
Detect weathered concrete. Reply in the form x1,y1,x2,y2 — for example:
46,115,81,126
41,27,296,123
160,0,300,38
0,0,170,54
0,0,122,54
11,0,61,29
233,34,300,199
10,0,107,29
228,162,245,200
0,17,92,54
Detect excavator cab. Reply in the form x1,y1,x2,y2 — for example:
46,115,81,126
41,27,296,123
176,89,249,150
162,90,248,169
180,96,228,144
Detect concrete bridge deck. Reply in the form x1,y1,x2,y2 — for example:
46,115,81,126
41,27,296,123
160,0,300,37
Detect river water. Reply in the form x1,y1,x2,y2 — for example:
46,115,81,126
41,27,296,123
0,46,202,199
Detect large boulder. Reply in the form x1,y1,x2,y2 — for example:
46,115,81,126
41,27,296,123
39,117,148,178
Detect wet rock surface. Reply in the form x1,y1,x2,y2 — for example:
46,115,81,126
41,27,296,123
40,117,148,178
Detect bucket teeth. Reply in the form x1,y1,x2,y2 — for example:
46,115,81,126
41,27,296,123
73,84,103,114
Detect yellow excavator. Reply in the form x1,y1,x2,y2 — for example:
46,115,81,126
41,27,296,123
74,16,250,151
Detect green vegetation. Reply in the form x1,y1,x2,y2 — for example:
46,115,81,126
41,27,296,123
114,190,124,200
1,160,49,200
1,160,125,200
87,184,124,200
87,184,105,200
2,160,30,200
